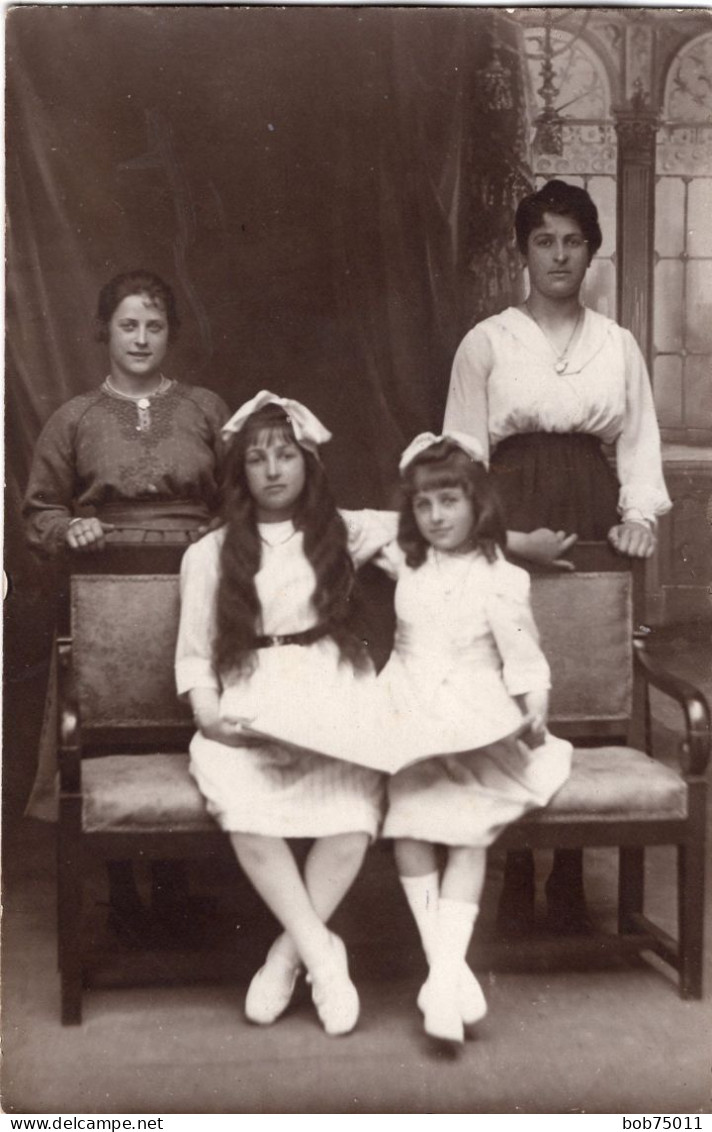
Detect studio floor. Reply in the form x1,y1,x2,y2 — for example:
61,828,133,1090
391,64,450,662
2,625,711,1116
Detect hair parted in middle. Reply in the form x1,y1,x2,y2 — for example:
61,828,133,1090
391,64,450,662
398,438,507,568
214,402,368,678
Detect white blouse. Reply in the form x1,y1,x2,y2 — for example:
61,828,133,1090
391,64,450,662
175,509,398,696
444,306,671,524
376,542,550,696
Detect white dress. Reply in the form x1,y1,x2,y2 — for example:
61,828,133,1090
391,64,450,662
379,546,572,847
175,510,396,837
444,306,671,524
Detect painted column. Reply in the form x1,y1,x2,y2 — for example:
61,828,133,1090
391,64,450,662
614,98,659,370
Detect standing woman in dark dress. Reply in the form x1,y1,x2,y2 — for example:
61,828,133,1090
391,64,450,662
23,269,230,942
444,181,671,933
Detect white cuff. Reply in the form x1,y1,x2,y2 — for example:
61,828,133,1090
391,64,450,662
621,511,656,531
175,659,220,697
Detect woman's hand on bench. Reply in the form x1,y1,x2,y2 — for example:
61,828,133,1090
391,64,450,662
66,517,116,552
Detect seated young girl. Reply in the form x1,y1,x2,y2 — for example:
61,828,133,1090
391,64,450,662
175,391,395,1037
377,432,572,1045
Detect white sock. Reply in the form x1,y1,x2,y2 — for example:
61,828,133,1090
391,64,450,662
399,871,440,963
431,898,479,980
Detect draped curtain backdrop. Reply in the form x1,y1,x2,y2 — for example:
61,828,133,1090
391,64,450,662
5,7,530,808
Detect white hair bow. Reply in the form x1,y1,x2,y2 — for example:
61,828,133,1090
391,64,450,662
398,431,487,473
221,390,332,454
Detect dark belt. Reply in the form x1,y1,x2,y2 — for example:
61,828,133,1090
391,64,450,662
95,500,211,530
254,625,331,649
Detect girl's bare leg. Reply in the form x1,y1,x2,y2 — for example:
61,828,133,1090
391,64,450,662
230,833,332,971
231,832,362,1035
441,845,486,905
270,832,370,965
395,837,438,879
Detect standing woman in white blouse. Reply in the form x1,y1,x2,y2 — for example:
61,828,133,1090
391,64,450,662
444,179,671,934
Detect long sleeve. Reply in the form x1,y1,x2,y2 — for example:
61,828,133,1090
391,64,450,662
175,534,223,696
23,383,230,557
185,386,230,496
370,537,404,581
22,402,82,556
484,560,551,697
443,326,494,464
340,509,399,569
616,330,672,524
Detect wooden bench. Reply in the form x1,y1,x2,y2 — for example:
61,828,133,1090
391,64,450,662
56,543,709,1023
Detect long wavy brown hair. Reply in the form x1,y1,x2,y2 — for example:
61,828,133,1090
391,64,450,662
398,440,506,568
214,404,368,678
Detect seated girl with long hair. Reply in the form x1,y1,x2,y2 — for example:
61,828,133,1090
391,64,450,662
175,391,395,1037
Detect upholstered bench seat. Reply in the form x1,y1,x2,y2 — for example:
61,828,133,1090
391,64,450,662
56,549,708,1023
525,746,687,823
81,745,688,835
82,753,216,833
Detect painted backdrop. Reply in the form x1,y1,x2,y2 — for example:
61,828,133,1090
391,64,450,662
5,6,530,812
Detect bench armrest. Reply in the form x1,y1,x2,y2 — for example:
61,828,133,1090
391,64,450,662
634,641,710,777
57,637,82,793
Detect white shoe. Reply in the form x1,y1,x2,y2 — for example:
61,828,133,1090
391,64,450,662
418,971,464,1044
245,941,301,1025
459,964,488,1027
417,964,487,1028
309,933,360,1037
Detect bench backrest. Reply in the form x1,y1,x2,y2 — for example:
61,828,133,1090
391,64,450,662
531,544,644,744
62,547,192,750
62,543,643,751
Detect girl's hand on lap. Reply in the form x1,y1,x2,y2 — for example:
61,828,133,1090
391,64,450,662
190,691,256,747
608,521,656,558
508,529,577,571
441,755,473,784
517,690,549,747
200,718,254,747
227,720,266,748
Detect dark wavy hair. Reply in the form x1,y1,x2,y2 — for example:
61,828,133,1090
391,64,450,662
213,403,368,678
95,270,180,343
398,440,506,568
515,179,602,263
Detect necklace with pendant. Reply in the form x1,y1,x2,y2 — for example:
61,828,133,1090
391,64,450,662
525,303,583,375
258,522,297,548
104,374,171,431
433,548,476,601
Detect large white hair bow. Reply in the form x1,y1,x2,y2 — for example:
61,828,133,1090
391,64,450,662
399,430,487,473
221,390,332,454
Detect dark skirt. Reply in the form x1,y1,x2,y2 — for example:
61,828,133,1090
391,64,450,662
490,432,620,540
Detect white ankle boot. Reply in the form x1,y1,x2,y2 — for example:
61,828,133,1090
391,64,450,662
417,963,487,1028
418,968,464,1044
416,897,482,1041
309,932,360,1037
245,939,301,1025
458,964,488,1026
